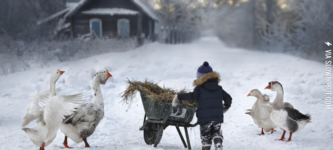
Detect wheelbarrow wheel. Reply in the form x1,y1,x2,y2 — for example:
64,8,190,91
143,123,163,145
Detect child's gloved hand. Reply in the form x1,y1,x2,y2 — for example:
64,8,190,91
172,94,179,106
223,106,229,114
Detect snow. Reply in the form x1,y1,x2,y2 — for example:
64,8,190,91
82,8,138,16
133,0,159,20
0,37,331,150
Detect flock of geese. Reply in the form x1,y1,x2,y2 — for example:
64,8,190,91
21,69,112,150
246,81,311,142
21,69,311,149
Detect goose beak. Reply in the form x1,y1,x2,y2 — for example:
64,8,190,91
58,70,65,75
247,93,251,97
106,70,112,80
265,84,271,89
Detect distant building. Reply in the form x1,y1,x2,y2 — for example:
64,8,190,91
41,0,158,40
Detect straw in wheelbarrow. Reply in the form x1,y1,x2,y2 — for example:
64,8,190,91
121,79,196,107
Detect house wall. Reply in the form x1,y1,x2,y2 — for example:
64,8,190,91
71,14,139,38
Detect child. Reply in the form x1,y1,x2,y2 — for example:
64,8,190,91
172,61,232,150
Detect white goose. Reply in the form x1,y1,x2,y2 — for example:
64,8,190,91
60,69,112,148
22,70,64,127
22,70,84,150
245,94,293,114
247,89,276,135
265,81,311,142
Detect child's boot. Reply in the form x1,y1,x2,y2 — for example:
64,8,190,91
213,137,223,150
202,145,211,150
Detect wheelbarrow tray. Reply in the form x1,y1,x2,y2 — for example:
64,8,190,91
140,92,196,124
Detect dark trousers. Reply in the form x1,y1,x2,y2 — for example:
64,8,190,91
200,121,223,146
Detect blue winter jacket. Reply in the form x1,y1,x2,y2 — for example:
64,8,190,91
177,72,232,125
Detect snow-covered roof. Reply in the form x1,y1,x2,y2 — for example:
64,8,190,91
66,2,78,8
65,0,90,18
37,8,71,25
133,0,159,20
82,8,138,16
64,0,158,20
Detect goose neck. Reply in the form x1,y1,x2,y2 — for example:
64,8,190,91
92,77,104,108
49,80,56,96
272,92,284,110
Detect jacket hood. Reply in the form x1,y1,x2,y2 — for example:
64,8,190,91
193,72,221,88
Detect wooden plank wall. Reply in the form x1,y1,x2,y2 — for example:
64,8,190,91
72,14,139,38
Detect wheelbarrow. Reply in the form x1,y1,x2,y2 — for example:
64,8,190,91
138,91,197,150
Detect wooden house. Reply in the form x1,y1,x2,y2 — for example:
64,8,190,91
50,0,158,40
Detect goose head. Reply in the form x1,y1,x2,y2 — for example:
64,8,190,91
247,89,264,100
94,69,112,85
50,69,65,83
265,81,283,94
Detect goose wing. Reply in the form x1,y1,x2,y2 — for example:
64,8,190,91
284,107,310,121
43,93,85,129
22,90,49,127
22,88,62,127
63,103,104,138
63,103,101,125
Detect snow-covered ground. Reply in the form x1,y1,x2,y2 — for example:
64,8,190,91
0,37,331,150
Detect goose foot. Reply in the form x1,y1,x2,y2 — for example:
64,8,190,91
258,128,265,136
275,130,286,141
275,138,286,141
271,128,277,134
39,142,45,150
286,132,292,142
63,143,73,149
63,136,73,149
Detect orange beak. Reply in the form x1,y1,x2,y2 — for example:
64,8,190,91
265,84,271,89
106,70,112,80
58,69,65,75
247,92,251,97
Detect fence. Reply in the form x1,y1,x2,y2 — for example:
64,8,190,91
159,26,199,44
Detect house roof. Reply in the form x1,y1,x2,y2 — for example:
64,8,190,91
82,8,139,16
37,8,71,25
65,0,158,20
132,0,158,20
37,0,158,26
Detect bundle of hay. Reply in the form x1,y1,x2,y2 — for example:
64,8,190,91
121,79,196,106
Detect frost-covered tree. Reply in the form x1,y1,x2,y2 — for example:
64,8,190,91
257,0,333,61
0,0,65,39
291,0,333,60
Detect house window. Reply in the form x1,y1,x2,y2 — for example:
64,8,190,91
117,18,130,38
90,18,102,38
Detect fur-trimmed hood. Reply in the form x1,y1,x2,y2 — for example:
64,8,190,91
193,72,221,87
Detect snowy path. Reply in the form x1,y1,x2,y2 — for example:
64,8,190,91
0,37,331,150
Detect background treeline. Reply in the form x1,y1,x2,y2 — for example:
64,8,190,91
147,0,333,61
0,0,332,75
